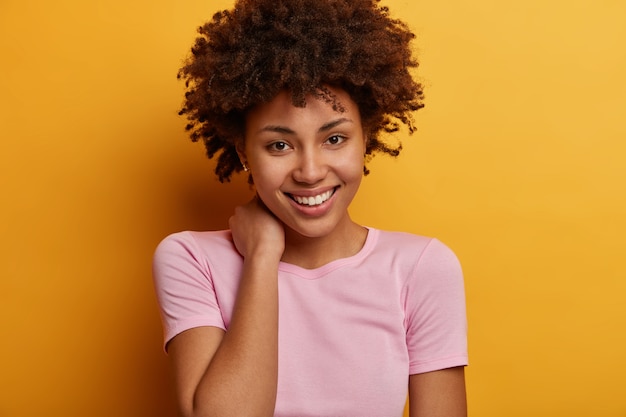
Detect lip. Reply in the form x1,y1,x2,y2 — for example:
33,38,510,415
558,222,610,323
285,186,338,216
285,186,337,199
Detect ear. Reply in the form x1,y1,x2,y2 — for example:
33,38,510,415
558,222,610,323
235,139,248,171
362,128,370,153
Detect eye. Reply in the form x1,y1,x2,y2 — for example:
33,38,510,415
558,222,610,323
325,135,346,146
267,141,292,152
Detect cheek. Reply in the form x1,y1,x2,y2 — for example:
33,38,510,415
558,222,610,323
341,149,366,178
249,166,284,202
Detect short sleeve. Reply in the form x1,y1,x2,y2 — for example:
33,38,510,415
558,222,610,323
152,232,226,351
404,238,468,374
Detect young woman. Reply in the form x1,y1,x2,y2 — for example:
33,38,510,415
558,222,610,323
153,1,468,416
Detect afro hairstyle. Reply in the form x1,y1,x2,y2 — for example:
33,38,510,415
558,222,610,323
178,0,424,182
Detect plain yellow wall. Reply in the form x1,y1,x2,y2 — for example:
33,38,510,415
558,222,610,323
1,0,625,416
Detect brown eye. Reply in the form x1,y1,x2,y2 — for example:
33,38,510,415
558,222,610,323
268,141,292,152
326,135,346,145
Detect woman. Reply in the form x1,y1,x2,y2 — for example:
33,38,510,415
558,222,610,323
153,1,468,416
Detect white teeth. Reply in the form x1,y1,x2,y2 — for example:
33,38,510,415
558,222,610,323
293,190,333,206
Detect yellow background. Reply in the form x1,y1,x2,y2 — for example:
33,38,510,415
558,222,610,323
1,0,624,415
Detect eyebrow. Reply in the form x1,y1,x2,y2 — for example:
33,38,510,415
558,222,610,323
258,118,353,135
319,118,353,133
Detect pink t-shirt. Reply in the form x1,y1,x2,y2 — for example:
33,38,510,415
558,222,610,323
153,227,467,417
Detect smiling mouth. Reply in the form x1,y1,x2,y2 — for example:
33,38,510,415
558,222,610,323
288,188,337,206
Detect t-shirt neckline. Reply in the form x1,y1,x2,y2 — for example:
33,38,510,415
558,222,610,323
278,227,378,279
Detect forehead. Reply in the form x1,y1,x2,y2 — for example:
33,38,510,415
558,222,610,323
245,87,361,130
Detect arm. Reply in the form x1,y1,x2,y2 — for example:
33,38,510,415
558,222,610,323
409,367,467,417
406,239,468,416
168,198,284,417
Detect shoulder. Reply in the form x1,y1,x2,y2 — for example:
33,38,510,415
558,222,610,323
366,228,463,290
374,228,432,248
152,229,243,296
371,228,460,264
154,230,234,258
153,229,241,273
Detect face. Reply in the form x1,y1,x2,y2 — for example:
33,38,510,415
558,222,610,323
242,86,366,240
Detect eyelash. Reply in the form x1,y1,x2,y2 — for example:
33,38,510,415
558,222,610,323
267,141,292,152
266,135,347,153
325,135,346,146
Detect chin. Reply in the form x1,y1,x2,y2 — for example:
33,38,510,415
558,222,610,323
283,218,344,240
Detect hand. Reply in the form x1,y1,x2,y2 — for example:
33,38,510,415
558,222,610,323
229,196,285,262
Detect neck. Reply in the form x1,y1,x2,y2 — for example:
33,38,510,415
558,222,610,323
280,216,368,270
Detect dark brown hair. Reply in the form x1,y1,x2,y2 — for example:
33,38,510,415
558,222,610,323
178,0,424,182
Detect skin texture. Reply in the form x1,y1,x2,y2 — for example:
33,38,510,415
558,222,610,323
241,87,368,268
409,367,467,417
167,88,467,417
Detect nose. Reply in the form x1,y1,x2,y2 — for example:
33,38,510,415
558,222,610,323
292,149,328,184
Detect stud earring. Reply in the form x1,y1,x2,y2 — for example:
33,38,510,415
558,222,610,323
242,162,249,172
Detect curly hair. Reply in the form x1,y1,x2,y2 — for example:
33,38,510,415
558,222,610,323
178,0,424,182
